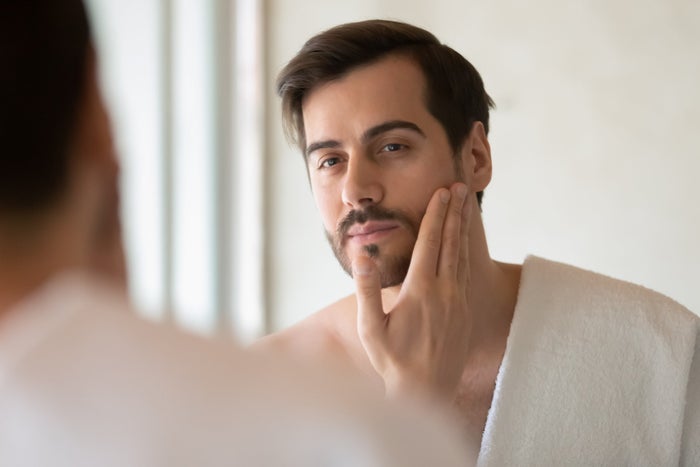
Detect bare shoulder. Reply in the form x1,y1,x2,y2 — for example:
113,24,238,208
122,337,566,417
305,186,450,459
252,294,360,363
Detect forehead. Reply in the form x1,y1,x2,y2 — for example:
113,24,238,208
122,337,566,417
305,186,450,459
301,55,432,141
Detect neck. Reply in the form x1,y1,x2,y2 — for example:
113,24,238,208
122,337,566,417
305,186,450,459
0,203,90,316
0,253,58,315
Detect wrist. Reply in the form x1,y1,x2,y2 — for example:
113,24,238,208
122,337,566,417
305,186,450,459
383,371,458,405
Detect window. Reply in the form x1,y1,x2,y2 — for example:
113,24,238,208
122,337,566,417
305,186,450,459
87,0,265,341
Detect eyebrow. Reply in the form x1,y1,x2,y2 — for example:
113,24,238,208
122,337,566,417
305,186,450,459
305,120,425,158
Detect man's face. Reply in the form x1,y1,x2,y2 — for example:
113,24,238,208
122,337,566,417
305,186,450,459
302,55,464,287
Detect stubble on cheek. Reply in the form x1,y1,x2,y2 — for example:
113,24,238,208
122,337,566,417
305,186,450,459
325,228,353,277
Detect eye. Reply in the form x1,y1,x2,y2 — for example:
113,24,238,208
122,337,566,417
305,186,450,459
319,156,341,169
381,143,406,153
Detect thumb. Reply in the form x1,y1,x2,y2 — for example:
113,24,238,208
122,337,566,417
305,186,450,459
353,255,385,343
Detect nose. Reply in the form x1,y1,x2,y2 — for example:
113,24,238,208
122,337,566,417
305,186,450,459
341,155,383,209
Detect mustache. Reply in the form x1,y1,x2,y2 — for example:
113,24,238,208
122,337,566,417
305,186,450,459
336,205,415,240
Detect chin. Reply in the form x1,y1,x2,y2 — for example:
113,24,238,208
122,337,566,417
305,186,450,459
330,230,415,287
375,254,411,288
342,245,411,289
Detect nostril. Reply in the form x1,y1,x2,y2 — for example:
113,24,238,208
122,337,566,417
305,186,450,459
341,173,383,208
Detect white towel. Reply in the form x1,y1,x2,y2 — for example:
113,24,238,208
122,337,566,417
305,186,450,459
477,256,700,466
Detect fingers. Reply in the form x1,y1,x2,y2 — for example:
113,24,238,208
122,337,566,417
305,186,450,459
456,192,473,286
353,255,386,343
437,183,468,279
404,188,451,283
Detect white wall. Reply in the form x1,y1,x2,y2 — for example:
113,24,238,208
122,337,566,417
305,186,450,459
266,0,700,329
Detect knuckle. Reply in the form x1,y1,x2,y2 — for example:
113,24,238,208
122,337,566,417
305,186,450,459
424,231,441,250
444,235,459,253
450,199,463,216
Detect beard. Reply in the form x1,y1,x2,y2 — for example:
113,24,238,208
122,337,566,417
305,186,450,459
325,204,419,288
324,153,466,288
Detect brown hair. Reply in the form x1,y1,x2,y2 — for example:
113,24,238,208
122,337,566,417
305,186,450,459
0,0,91,214
276,19,494,205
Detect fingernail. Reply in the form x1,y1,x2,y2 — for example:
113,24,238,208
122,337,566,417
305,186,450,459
455,184,468,200
439,190,451,204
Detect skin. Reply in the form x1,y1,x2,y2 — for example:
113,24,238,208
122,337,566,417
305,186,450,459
0,50,125,316
258,54,522,443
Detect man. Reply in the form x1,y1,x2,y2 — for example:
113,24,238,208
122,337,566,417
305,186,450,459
261,19,700,465
0,4,472,465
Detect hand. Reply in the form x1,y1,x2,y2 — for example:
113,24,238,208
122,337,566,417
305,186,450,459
353,183,473,402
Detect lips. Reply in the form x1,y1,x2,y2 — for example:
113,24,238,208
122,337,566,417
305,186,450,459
346,221,399,245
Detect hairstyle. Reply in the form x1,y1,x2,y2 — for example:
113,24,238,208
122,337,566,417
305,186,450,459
276,19,494,205
0,0,91,215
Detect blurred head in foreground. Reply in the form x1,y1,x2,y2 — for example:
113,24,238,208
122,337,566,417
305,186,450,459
0,0,125,309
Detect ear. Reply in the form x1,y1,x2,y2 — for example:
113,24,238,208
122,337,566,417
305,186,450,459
73,48,126,285
458,121,492,192
72,46,118,171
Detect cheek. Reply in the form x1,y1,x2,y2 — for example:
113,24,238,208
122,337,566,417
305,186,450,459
312,185,341,232
388,170,454,218
403,190,434,227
